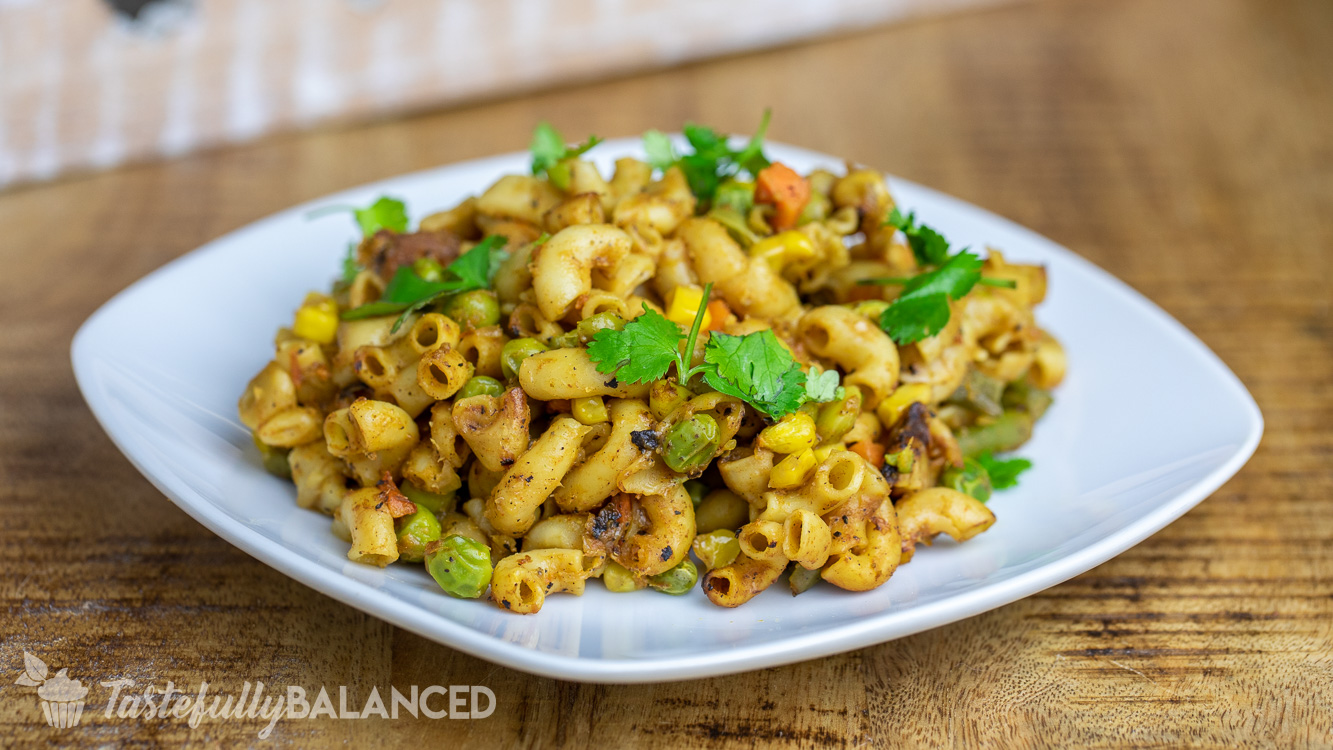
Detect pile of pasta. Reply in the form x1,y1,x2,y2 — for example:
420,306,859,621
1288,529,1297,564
238,147,1065,614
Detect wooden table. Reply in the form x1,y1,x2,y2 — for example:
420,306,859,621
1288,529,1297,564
3,0,1330,745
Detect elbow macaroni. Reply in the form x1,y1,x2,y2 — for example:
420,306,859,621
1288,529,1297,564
241,142,1062,613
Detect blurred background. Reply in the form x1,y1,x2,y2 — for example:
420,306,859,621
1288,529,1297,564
0,0,1014,188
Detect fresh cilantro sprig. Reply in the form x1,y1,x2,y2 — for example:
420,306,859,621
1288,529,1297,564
587,282,840,419
341,236,506,333
861,208,1017,344
585,302,694,387
530,122,603,178
887,207,950,267
312,196,410,285
875,252,984,344
804,364,843,403
642,109,772,202
701,329,808,419
587,283,716,388
308,196,409,237
976,452,1032,490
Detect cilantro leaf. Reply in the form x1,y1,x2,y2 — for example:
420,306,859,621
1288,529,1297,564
879,293,952,344
730,108,772,175
530,122,566,175
976,452,1033,490
887,207,950,267
447,237,500,289
878,251,985,344
586,282,811,419
566,135,602,160
683,124,728,158
341,236,505,331
642,110,773,202
378,265,441,304
642,131,678,171
680,153,723,203
587,305,683,384
309,196,409,237
803,365,842,403
703,329,807,419
899,250,984,298
531,122,602,176
875,206,1012,342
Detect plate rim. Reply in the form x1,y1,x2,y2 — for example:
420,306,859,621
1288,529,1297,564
71,139,1264,683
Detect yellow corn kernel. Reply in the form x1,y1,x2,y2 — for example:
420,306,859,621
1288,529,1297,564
748,231,816,272
770,448,817,489
758,412,818,455
813,443,845,462
571,396,609,425
666,286,712,329
876,383,933,427
293,298,339,344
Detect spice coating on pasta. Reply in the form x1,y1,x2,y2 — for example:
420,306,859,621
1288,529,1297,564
240,117,1063,612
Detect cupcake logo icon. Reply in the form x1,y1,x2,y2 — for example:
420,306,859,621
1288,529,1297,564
15,652,88,729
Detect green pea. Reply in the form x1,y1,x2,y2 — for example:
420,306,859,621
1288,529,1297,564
941,458,994,503
456,375,504,400
789,564,821,596
815,384,862,443
412,257,445,283
425,535,493,599
399,482,456,514
262,451,291,479
647,558,698,595
443,289,500,330
575,312,626,343
713,179,755,215
684,479,709,508
797,191,831,226
396,507,443,563
661,414,720,474
500,337,549,381
602,561,643,593
253,434,291,479
546,330,581,349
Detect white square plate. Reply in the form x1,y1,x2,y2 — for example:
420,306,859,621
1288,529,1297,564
72,139,1262,683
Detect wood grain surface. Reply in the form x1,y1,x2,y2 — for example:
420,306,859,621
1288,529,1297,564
2,0,1331,746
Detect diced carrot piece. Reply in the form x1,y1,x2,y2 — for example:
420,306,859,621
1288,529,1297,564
705,299,732,331
754,162,811,231
848,440,886,467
